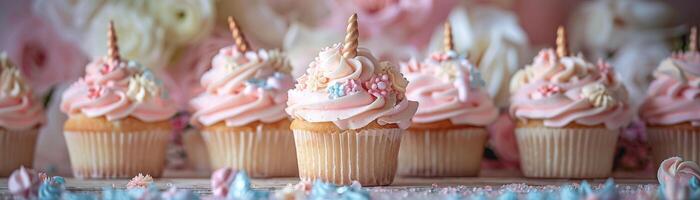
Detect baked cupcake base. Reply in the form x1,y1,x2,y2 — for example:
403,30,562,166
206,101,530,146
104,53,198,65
64,115,171,178
516,121,618,178
0,128,39,177
647,123,700,167
201,119,298,178
292,119,402,186
398,120,487,177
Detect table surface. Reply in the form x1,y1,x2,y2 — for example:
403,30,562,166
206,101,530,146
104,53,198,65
0,170,659,197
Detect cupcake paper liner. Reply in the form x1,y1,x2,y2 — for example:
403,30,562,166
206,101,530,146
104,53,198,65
516,127,618,178
64,130,170,178
293,128,402,186
201,127,298,178
398,128,487,177
0,129,39,177
648,127,700,167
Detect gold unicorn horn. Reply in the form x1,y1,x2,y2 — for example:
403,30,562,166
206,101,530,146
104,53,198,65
228,16,250,52
556,26,568,58
343,13,359,58
690,26,697,52
443,22,454,52
107,20,120,61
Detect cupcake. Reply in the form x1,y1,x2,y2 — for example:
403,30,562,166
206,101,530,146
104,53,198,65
509,27,632,178
60,21,177,178
641,27,700,166
397,22,498,177
0,52,44,177
286,14,418,186
189,16,298,177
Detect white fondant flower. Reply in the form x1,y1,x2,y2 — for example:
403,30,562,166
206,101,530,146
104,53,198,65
582,83,616,109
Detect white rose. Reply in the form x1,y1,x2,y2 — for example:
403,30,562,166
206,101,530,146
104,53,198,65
83,3,170,69
427,5,529,107
145,0,215,45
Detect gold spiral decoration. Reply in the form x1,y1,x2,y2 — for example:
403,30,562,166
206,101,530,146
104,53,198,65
443,22,453,52
343,13,359,58
107,20,120,61
556,26,568,58
690,26,697,52
228,16,250,52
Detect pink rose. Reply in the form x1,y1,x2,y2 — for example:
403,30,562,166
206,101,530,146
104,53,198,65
486,112,520,169
160,28,233,111
0,9,87,95
323,0,457,50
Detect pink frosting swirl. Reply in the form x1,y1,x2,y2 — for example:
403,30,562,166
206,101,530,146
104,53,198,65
60,57,177,122
211,168,237,197
509,49,632,129
0,53,44,130
286,44,418,130
190,46,294,127
401,52,498,125
640,51,700,127
8,166,40,199
657,157,700,200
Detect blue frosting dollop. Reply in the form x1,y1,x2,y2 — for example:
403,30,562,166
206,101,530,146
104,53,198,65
227,171,269,200
39,176,66,200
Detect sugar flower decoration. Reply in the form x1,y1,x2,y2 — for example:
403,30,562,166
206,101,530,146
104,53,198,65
126,173,154,189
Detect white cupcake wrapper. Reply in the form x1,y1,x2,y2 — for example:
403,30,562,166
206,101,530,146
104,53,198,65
0,129,39,177
648,128,700,167
201,128,298,178
64,130,170,178
516,127,619,178
398,128,487,177
293,128,402,186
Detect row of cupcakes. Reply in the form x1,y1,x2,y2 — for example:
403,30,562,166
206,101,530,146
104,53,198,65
0,14,698,186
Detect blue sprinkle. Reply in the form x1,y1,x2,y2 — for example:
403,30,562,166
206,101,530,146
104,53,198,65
327,82,346,99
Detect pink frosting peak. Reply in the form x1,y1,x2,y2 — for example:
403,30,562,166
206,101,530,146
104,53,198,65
286,43,418,130
640,51,700,127
509,49,633,129
190,46,294,127
657,157,700,199
401,52,498,126
8,166,40,199
60,57,177,122
0,52,44,130
211,168,237,197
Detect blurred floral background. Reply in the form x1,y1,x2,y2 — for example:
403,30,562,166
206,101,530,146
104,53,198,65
0,0,698,177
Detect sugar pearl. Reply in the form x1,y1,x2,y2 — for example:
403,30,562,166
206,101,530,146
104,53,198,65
377,82,387,90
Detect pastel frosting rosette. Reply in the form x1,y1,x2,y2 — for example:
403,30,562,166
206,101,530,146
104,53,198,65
285,14,418,186
396,22,498,177
509,27,632,178
642,27,700,166
656,157,700,200
189,16,298,178
60,21,177,178
0,52,45,177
